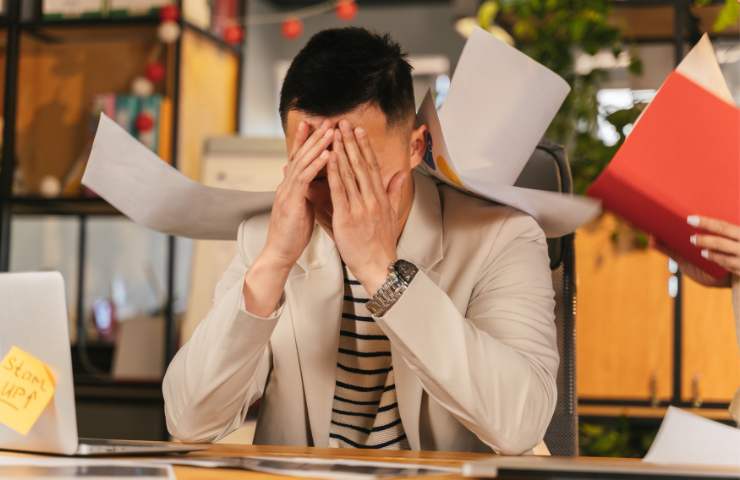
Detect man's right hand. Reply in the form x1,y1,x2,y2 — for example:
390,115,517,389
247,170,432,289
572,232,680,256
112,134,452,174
242,120,334,317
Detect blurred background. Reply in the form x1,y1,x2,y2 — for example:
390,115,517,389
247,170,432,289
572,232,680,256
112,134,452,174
0,0,737,457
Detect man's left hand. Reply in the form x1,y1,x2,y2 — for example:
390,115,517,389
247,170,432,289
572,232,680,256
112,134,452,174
326,120,406,296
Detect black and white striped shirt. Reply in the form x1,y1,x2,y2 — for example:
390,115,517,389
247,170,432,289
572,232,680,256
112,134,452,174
328,265,409,449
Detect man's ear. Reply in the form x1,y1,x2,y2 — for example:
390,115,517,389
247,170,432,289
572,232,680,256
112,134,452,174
408,124,428,169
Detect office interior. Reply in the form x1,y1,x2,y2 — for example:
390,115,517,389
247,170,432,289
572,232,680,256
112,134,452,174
0,0,738,461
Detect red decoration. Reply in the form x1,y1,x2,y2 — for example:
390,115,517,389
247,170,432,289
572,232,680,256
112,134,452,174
145,62,165,83
336,0,357,21
135,112,154,132
159,4,180,22
223,25,244,45
281,17,303,40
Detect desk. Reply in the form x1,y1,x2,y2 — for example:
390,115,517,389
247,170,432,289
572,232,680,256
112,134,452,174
173,445,486,479
4,446,738,479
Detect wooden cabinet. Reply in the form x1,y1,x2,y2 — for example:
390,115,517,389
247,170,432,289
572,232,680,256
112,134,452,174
576,214,740,407
576,214,673,401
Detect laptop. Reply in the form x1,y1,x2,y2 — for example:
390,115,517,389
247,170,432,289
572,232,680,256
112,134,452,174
0,271,207,456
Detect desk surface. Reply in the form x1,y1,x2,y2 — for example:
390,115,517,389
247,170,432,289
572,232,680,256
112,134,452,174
174,444,487,479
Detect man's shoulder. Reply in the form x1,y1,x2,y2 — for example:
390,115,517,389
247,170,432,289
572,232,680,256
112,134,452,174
436,181,543,242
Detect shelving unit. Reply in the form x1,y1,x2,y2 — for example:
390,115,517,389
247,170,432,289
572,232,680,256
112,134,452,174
0,0,244,440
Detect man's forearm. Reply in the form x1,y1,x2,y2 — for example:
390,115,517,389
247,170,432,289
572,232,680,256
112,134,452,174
243,252,293,317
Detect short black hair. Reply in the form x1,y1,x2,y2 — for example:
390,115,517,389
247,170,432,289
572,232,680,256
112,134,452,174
279,27,415,128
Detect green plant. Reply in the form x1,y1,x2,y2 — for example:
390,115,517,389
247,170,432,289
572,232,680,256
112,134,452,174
694,0,740,32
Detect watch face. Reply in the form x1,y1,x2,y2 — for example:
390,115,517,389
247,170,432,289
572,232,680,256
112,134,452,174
395,260,418,284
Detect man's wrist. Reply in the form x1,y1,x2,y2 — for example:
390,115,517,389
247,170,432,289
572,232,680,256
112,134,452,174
356,256,397,296
254,250,296,276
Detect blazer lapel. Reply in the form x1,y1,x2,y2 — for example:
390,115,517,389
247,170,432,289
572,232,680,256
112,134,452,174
392,171,445,451
288,226,343,447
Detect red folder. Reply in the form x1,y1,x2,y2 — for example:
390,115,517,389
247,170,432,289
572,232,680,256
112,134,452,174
588,72,739,279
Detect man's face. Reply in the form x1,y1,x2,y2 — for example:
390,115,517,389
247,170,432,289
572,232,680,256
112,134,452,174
284,103,424,233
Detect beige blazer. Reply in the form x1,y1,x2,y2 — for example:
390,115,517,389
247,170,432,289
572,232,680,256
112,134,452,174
162,172,559,455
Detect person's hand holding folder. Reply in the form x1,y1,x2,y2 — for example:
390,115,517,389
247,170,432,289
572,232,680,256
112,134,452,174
652,215,740,288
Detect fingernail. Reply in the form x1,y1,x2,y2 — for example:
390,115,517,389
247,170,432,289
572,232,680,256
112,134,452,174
355,127,366,137
324,128,334,138
690,235,697,245
687,215,700,227
701,249,709,259
320,151,329,159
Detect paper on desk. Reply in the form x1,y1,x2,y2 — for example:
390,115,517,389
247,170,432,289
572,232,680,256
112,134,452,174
417,27,601,238
82,114,275,240
643,407,740,469
0,346,56,436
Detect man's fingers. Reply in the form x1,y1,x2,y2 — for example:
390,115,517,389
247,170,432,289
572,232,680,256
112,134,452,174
295,128,334,173
327,152,349,215
354,127,384,194
297,150,330,185
334,133,361,206
692,234,740,256
688,215,740,241
335,129,375,206
293,119,331,163
338,121,372,199
288,120,310,160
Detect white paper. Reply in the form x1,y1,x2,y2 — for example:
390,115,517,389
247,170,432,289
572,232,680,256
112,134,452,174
418,80,600,238
440,27,571,184
643,406,740,469
82,114,275,240
677,34,734,105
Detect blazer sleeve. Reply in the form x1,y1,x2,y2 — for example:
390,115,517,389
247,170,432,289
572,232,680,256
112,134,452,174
375,213,558,455
162,220,284,442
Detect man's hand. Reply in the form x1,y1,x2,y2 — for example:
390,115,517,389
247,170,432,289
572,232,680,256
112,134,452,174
262,119,333,268
326,120,406,296
243,120,333,317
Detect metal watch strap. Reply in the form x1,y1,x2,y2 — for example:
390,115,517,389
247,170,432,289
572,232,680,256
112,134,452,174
366,259,418,317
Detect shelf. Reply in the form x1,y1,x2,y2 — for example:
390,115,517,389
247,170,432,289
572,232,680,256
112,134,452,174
16,17,242,54
579,404,733,422
20,16,160,30
8,196,122,216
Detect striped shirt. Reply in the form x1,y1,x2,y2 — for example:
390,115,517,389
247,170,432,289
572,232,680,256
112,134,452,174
328,265,409,449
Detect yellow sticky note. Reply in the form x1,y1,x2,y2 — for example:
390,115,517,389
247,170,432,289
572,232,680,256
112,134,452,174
0,346,56,435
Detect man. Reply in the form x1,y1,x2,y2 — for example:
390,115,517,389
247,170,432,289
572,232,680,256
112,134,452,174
163,27,559,454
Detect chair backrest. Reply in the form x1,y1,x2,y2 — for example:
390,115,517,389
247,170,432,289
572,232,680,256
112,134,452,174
514,139,578,456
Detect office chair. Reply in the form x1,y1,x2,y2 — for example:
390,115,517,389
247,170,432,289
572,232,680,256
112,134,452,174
514,139,578,457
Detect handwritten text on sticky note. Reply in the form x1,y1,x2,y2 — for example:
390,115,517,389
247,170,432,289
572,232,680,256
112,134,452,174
0,346,56,435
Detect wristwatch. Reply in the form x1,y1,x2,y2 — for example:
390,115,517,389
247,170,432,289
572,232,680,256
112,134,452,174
366,259,419,317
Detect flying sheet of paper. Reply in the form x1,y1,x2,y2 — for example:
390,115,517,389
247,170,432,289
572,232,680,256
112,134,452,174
643,407,740,469
82,114,275,240
440,28,571,184
0,346,56,436
418,88,601,238
416,28,601,238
